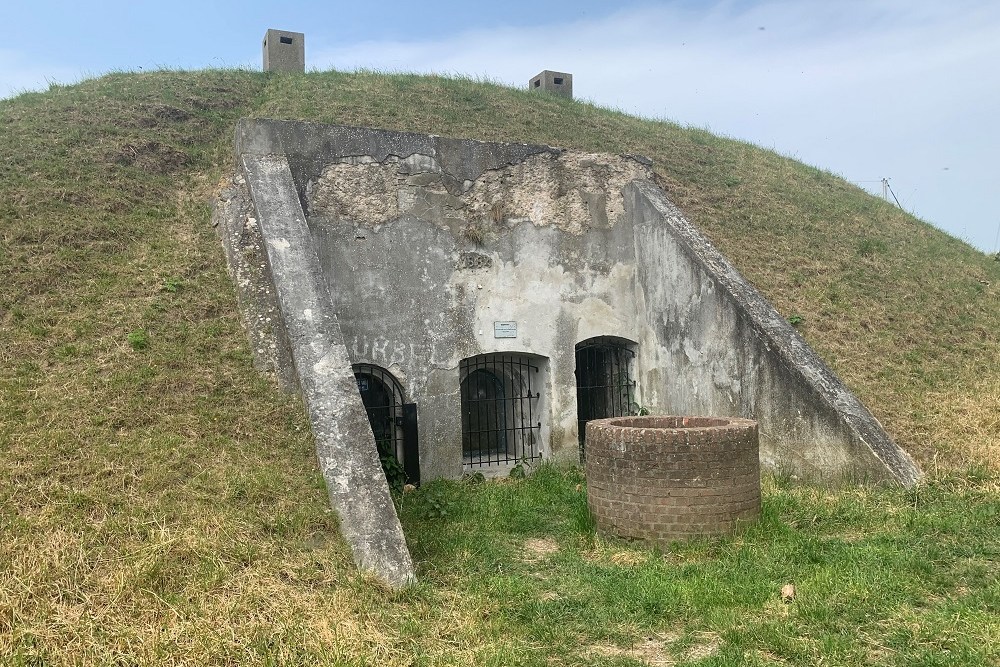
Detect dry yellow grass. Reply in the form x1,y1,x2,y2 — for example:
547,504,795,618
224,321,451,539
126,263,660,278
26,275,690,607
924,376,1000,469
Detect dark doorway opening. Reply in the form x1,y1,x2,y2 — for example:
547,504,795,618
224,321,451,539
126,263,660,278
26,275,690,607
575,337,636,457
460,354,542,468
353,363,419,488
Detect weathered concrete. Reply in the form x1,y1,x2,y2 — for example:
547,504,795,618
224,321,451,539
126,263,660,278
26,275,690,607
238,153,414,587
213,175,297,391
530,70,573,98
627,182,920,485
262,29,305,73
220,118,920,502
289,136,650,480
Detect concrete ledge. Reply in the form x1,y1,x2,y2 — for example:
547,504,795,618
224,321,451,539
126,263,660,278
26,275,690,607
235,118,561,198
241,153,415,587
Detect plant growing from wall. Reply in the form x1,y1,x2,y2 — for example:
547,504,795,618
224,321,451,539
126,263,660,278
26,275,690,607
630,402,650,416
460,221,488,246
489,202,505,224
375,438,407,493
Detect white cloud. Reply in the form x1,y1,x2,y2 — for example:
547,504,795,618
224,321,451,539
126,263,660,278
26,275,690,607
311,0,1000,251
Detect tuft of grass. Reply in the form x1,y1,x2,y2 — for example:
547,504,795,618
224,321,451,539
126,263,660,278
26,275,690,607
857,237,890,258
161,276,182,293
127,328,149,350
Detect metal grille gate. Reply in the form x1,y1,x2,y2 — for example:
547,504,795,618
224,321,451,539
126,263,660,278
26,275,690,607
353,363,419,486
460,354,542,467
575,337,636,456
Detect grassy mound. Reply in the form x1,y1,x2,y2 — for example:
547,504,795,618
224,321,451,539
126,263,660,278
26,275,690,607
1,69,997,665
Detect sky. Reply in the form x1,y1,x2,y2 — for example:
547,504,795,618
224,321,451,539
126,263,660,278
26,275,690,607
2,0,998,253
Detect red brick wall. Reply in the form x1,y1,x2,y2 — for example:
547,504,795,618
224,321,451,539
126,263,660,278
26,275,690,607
585,416,760,545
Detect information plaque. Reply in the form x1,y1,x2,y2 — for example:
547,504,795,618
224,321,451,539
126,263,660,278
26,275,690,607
493,321,517,338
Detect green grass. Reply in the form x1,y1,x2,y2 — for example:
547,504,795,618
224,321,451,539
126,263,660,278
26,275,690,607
1,68,999,665
10,463,997,665
398,466,1000,666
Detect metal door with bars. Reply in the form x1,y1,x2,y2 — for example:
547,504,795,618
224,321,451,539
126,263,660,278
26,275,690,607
460,353,542,467
575,337,636,456
353,363,420,486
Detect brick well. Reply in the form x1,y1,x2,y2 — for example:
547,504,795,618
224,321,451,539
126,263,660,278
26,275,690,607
585,416,761,545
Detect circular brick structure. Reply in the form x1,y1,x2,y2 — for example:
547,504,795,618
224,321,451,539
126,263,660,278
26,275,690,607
585,416,761,545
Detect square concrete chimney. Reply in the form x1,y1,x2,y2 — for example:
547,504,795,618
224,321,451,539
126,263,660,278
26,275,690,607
263,29,305,73
529,70,572,99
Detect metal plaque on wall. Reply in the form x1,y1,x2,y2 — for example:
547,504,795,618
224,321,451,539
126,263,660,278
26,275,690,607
493,321,517,338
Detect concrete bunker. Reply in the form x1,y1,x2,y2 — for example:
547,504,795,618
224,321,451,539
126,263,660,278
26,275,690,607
530,70,573,98
213,118,922,585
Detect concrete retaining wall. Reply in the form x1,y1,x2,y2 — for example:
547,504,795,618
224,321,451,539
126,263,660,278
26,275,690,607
217,151,414,588
628,182,919,484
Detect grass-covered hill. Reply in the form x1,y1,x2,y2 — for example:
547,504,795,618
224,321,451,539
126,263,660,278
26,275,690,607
1,70,998,665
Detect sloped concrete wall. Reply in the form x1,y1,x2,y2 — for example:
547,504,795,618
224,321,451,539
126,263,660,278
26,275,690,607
220,119,920,502
629,182,919,484
216,151,415,587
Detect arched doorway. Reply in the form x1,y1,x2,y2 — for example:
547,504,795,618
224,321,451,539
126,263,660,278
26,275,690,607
353,364,420,488
575,337,636,457
461,368,509,462
460,353,543,468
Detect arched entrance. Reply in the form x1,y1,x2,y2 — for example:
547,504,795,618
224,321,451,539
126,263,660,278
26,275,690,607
575,336,636,457
460,353,543,468
353,363,420,488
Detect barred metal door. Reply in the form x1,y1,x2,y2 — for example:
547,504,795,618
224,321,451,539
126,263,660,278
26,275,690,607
353,364,419,486
461,354,542,467
575,337,636,456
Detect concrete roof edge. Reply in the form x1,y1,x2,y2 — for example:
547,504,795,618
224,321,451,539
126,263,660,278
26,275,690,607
234,118,561,184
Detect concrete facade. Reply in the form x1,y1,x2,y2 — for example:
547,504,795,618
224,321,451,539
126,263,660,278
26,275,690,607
213,118,922,583
529,70,573,98
262,29,305,73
